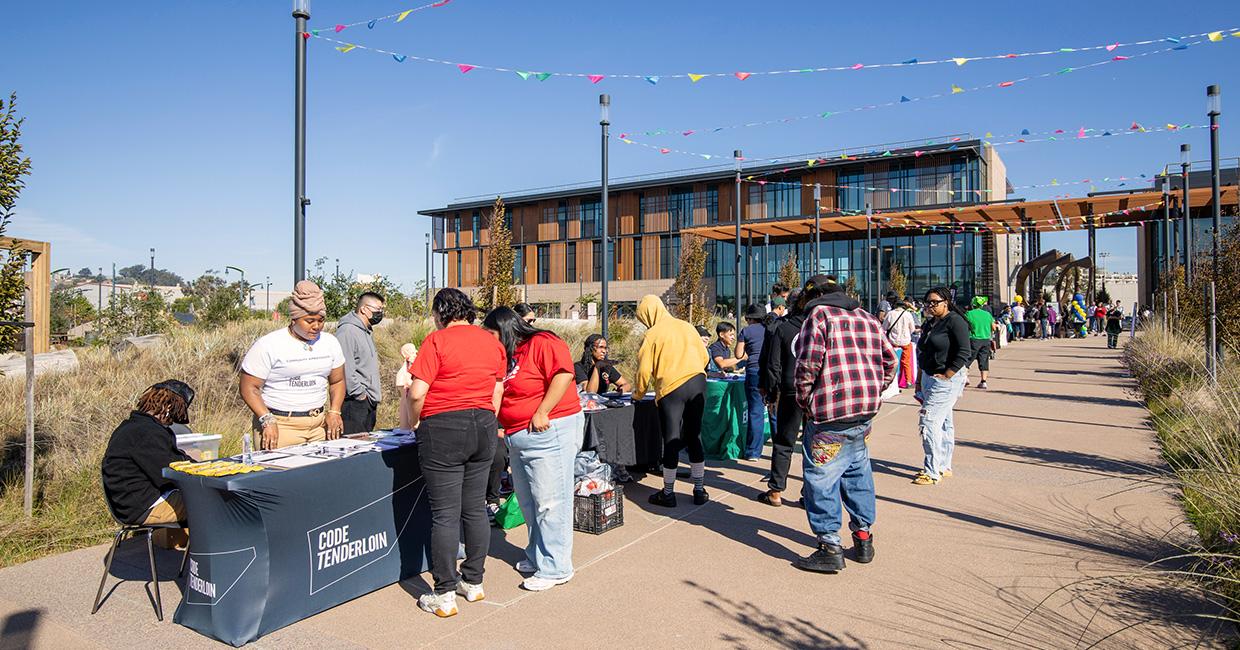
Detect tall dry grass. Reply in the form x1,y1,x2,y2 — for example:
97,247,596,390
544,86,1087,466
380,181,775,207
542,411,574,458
0,316,642,567
1124,320,1240,625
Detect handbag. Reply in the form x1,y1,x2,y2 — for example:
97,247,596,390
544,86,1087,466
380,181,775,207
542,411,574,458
494,493,525,529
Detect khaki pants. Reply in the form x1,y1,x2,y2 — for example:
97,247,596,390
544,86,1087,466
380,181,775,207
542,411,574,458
143,491,189,549
254,412,326,448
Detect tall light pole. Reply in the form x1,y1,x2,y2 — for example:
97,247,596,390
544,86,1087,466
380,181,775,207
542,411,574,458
293,0,310,282
599,94,610,339
1161,176,1171,326
734,149,743,330
1180,144,1192,286
226,266,246,307
265,275,271,312
425,232,432,307
1206,84,1221,383
149,247,155,273
813,184,822,274
97,267,103,310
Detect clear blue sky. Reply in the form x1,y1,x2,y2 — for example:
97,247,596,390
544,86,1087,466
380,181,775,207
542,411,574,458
1,0,1236,288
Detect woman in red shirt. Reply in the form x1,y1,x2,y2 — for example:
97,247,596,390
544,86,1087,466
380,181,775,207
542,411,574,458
407,288,507,618
481,307,583,592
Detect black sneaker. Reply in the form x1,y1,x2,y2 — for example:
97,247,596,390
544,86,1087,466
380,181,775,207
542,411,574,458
793,543,846,573
852,532,874,564
648,490,677,508
693,488,709,505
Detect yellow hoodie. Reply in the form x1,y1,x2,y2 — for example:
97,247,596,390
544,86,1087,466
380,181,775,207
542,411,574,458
634,295,709,401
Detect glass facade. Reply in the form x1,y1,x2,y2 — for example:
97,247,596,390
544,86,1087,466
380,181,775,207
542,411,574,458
566,241,576,282
1147,209,1238,289
747,182,801,219
634,238,643,280
537,244,550,284
836,156,983,212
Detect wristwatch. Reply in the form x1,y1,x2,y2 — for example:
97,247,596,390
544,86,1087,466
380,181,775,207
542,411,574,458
258,413,278,428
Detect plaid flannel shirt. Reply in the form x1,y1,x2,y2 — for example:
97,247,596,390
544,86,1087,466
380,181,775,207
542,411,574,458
794,304,898,424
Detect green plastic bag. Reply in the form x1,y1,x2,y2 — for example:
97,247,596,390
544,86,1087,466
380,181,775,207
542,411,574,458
495,493,525,529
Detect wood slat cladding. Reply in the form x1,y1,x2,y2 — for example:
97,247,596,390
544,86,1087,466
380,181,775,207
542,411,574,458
523,244,537,284
549,242,567,284
447,250,459,286
617,237,633,281
643,187,670,232
459,249,481,287
616,194,638,236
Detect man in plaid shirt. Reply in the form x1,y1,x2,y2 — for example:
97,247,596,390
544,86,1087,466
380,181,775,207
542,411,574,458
792,275,897,573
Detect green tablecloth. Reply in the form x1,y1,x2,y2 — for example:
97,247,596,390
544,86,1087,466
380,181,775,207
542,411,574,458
700,378,769,460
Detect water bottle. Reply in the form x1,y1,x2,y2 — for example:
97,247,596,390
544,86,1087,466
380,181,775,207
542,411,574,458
242,433,253,465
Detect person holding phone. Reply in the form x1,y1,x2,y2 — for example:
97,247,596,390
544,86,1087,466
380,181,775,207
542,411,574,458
574,334,631,394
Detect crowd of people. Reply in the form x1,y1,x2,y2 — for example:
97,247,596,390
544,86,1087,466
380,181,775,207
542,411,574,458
99,274,1136,621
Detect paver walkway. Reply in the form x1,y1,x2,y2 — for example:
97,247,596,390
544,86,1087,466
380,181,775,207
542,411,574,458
0,334,1229,649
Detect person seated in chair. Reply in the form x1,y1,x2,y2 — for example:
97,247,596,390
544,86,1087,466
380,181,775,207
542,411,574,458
102,380,195,528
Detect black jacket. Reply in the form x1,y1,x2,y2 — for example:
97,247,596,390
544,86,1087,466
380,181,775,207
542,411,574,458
760,292,861,396
102,411,191,524
917,311,972,376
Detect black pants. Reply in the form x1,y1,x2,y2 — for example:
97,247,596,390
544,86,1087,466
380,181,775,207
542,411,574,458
486,439,509,504
969,339,991,373
1107,332,1120,348
767,391,803,493
658,374,706,469
341,397,377,434
417,408,497,594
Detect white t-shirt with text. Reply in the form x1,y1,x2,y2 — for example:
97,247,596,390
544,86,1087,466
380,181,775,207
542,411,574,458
241,328,345,412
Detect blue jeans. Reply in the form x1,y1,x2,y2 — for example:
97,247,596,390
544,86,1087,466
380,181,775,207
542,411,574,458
918,371,965,479
800,421,876,546
506,410,583,580
744,371,770,459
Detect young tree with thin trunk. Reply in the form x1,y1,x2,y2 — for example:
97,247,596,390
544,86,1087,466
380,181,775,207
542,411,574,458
777,252,800,291
672,234,709,326
479,197,520,310
0,93,33,352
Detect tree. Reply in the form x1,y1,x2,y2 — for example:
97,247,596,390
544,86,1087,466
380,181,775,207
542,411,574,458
671,233,709,326
888,261,907,301
76,267,94,278
478,197,520,310
0,93,33,352
777,251,801,291
98,289,172,341
50,286,95,333
1096,287,1111,305
843,274,859,300
118,264,184,287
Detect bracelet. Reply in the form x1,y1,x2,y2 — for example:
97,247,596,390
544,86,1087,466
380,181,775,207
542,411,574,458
258,413,277,428
327,409,342,415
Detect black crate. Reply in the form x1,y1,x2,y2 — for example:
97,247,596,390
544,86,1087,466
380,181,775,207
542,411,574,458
573,485,624,534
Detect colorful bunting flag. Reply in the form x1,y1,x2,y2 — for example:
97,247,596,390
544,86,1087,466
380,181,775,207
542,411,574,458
335,24,346,33
397,9,413,22
851,64,864,70
393,54,406,62
953,57,968,66
588,74,604,84
336,44,356,53
951,84,964,94
1106,43,1118,51
902,58,918,65
516,71,531,80
1020,129,1030,135
536,72,551,81
734,72,751,81
645,76,659,85
458,64,475,73
999,81,1014,87
368,19,377,29
688,73,705,83
900,96,911,102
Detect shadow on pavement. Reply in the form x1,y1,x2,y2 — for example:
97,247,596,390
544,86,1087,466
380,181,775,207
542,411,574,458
1033,368,1129,379
955,439,1163,477
984,389,1141,409
951,408,1146,432
684,579,871,649
1,609,41,650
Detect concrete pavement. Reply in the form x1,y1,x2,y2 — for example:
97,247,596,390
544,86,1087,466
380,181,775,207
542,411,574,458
0,335,1229,648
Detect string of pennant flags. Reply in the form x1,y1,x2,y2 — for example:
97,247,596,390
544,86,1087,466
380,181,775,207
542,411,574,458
741,167,1162,198
309,23,1238,84
857,200,1168,234
615,34,1234,149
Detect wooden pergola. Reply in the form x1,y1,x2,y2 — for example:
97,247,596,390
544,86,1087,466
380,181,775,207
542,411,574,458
0,236,51,354
683,186,1238,241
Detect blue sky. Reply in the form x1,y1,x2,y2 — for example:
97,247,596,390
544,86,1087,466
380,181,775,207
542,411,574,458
1,0,1236,289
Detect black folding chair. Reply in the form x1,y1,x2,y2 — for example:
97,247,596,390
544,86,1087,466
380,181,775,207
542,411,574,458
91,479,189,622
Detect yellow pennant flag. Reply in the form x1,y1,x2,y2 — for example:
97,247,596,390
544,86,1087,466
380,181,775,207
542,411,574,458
807,159,816,167
951,84,964,94
397,9,414,21
688,73,705,83
336,44,356,53
985,131,992,138
1208,31,1224,42
953,57,968,66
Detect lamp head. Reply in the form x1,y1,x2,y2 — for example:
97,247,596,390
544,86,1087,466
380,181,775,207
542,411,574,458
293,0,310,18
599,94,610,124
1207,84,1221,116
1180,144,1191,166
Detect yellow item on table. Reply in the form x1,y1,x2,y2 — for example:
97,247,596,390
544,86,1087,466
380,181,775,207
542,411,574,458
169,460,264,476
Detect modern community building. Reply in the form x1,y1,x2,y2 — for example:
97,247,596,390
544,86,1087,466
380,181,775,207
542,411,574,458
419,136,1237,317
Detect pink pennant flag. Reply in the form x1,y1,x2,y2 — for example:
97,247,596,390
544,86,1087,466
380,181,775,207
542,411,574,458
1004,53,1017,58
913,150,924,157
1112,55,1129,61
1130,121,1140,130
302,32,311,39
1017,139,1026,143
619,133,628,139
998,81,1014,87
682,130,695,136
758,180,768,186
588,74,605,84
1106,43,1118,51
457,64,475,73
851,63,864,70
659,148,671,154
335,24,346,33
1054,129,1064,134
1077,128,1086,139
734,72,751,81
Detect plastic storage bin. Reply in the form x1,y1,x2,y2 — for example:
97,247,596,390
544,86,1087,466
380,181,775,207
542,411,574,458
573,485,624,534
176,434,222,461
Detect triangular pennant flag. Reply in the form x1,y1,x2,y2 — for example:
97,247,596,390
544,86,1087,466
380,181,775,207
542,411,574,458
620,139,634,144
840,153,849,160
458,64,475,73
701,154,713,160
368,19,377,29
901,58,918,65
734,72,751,81
820,111,832,118
1165,37,1181,44
397,9,413,21
1166,123,1178,130
1103,131,1112,136
588,74,605,84
1054,129,1064,134
688,73,705,83
913,150,924,157
984,131,993,138
1105,43,1118,51
950,84,964,94
392,54,407,63
900,96,911,103
999,81,1014,88
1059,48,1075,53
851,63,864,70
807,160,816,167
334,24,346,33
1077,127,1086,138
335,44,356,53
311,29,320,36
302,32,311,39
1056,67,1073,74
1172,44,1188,51
953,57,968,66
1020,129,1030,135
881,150,892,157
659,148,670,154
1209,31,1224,42
1112,55,1129,61
536,72,552,81
682,130,695,136
516,71,531,80
947,144,958,150
645,76,659,85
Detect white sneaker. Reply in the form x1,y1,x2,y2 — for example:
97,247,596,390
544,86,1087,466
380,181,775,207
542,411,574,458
522,573,573,591
515,559,536,573
418,591,458,618
456,580,485,602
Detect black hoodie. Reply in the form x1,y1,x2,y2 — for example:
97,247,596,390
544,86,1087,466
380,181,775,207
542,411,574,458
760,291,861,395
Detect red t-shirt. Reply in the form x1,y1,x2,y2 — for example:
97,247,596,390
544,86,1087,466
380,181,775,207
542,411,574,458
497,332,582,435
409,324,507,420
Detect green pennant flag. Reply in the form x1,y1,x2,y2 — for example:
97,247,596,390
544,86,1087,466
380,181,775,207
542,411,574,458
536,72,552,81
516,71,531,80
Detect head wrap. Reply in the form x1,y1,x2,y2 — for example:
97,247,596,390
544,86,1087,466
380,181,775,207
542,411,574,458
971,296,989,308
288,280,326,320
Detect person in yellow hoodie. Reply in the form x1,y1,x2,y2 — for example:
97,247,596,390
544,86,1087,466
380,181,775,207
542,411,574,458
634,295,711,507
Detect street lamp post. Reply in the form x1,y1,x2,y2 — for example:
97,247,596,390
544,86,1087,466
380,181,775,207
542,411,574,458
734,149,742,330
97,267,103,310
1206,84,1221,383
266,276,271,312
1162,176,1171,326
226,266,246,307
813,184,821,274
599,94,610,339
425,232,432,307
293,0,310,282
1180,144,1192,286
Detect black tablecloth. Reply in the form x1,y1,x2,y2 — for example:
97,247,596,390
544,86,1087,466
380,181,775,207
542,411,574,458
163,444,431,647
583,400,662,466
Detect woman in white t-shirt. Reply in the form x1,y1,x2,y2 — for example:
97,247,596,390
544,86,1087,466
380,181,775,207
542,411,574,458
239,281,346,450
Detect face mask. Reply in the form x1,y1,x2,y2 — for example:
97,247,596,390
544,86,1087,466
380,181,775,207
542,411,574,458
368,310,384,326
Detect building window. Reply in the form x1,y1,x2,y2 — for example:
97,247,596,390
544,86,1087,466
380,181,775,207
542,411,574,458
592,240,602,282
433,216,445,248
748,181,801,219
513,246,524,282
471,210,481,243
537,244,550,284
504,205,514,232
456,253,462,286
453,213,461,243
670,188,693,231
660,235,680,279
581,199,600,238
637,192,645,232
567,242,577,283
557,200,568,240
706,188,719,224
633,238,643,281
